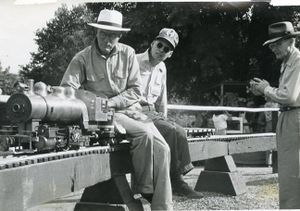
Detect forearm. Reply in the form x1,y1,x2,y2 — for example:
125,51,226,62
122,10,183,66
264,69,300,105
60,57,85,89
108,87,141,109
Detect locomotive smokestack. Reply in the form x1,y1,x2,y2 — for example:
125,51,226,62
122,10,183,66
28,79,34,95
33,82,48,96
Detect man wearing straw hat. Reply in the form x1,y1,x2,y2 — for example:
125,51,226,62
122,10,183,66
61,9,172,210
250,21,300,209
136,28,203,199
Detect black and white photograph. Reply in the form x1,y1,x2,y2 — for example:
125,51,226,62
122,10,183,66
1,0,300,210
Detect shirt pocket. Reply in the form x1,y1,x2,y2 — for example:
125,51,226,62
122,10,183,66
150,71,163,96
112,68,128,90
149,84,161,96
85,72,105,92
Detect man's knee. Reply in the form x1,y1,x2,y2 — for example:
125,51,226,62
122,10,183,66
155,120,175,131
140,126,155,140
175,124,188,140
131,127,155,147
155,139,171,157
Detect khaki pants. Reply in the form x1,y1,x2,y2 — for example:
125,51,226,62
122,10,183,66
114,113,173,210
276,109,300,209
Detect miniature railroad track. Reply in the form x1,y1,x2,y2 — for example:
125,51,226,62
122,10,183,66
0,131,276,171
0,142,130,170
187,132,276,142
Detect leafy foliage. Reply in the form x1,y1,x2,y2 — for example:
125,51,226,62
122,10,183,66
20,4,95,85
0,62,19,95
20,2,300,105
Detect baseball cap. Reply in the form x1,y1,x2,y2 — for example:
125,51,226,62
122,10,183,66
156,28,179,49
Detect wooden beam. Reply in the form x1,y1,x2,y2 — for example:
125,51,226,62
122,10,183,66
189,133,276,162
0,145,132,211
189,141,228,162
228,135,276,154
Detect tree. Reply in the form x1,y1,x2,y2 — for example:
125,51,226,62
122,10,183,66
0,62,19,95
121,2,300,104
20,4,95,85
21,2,300,105
122,2,262,104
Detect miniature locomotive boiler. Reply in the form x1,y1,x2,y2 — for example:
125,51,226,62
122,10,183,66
1,80,124,153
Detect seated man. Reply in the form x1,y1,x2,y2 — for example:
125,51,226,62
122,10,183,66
136,28,203,198
60,9,172,210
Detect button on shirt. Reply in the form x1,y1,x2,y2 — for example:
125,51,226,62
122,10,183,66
264,47,300,107
136,50,167,116
60,39,142,110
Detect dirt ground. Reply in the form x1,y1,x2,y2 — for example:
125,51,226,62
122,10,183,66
29,166,278,211
173,166,278,210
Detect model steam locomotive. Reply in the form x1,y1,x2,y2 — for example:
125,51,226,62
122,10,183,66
0,79,125,154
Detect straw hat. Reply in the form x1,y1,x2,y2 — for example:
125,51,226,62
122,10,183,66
88,9,130,32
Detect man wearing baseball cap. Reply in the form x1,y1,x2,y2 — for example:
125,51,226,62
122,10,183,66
136,28,204,199
61,9,173,210
249,21,300,209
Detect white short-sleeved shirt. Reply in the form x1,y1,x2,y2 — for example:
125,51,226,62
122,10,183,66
136,50,167,116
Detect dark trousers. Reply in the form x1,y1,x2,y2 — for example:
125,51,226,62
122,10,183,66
153,118,193,177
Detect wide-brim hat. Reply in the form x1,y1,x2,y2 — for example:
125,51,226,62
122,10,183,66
156,28,179,49
88,9,130,32
263,21,300,46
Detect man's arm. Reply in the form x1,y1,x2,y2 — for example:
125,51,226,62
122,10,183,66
60,55,85,89
154,69,167,117
264,60,300,105
109,51,143,110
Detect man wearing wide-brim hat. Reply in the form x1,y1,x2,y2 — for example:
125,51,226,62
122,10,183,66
61,9,173,210
250,21,300,209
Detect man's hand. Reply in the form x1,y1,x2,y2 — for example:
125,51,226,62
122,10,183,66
249,80,262,96
124,110,148,121
253,77,270,93
249,77,270,96
127,102,143,112
107,99,117,108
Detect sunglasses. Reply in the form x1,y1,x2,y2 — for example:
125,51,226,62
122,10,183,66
156,42,172,53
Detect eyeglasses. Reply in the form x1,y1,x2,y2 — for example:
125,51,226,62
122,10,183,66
156,42,172,53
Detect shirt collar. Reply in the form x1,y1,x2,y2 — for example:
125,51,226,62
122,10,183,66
285,46,298,67
140,49,164,72
139,49,151,65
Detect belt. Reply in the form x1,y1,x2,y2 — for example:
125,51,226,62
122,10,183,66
279,106,300,112
141,104,156,112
